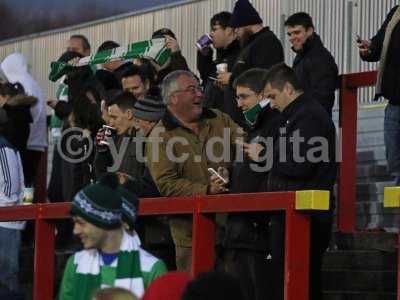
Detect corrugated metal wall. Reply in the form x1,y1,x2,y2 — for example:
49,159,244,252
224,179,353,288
0,0,397,104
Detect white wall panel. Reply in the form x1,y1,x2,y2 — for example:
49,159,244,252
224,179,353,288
0,0,397,106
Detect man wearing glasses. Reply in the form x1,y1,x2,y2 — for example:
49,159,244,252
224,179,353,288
146,70,244,272
197,11,243,126
223,68,280,300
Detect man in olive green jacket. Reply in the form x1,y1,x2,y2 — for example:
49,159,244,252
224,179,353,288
146,70,243,271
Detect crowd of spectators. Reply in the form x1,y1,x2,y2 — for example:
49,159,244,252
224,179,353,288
0,0,399,299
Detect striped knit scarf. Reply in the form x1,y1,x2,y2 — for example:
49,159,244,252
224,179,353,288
72,231,145,300
376,6,400,96
49,38,171,82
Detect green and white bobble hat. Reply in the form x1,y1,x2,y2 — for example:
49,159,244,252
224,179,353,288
71,182,122,230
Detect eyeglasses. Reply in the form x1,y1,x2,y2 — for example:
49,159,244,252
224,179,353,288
173,85,204,95
236,92,257,102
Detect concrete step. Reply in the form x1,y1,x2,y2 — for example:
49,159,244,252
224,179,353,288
323,290,395,300
333,232,397,251
357,181,395,196
322,250,397,271
357,146,386,163
322,270,396,292
357,164,390,180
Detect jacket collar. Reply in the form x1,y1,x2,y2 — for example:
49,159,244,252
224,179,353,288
162,108,217,131
216,39,241,61
251,103,274,130
292,33,323,56
244,26,271,48
281,93,308,119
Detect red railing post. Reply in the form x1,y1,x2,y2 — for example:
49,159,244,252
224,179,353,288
338,77,358,232
398,234,400,300
33,205,55,300
191,196,215,276
284,206,310,300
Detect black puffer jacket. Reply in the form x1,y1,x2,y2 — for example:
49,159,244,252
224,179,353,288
230,27,284,85
292,33,338,116
361,5,400,104
224,104,281,251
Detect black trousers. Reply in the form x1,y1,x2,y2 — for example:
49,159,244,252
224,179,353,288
270,213,332,300
223,248,273,300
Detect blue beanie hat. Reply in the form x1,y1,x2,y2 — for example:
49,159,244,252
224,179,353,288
230,0,263,28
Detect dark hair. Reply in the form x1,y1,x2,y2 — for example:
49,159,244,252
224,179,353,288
71,91,103,132
264,63,303,91
182,271,244,300
0,82,25,96
70,34,91,52
104,89,122,107
57,51,83,63
120,64,150,85
284,12,314,29
97,40,120,53
210,11,232,29
233,68,268,93
108,91,137,111
136,58,158,85
152,28,176,39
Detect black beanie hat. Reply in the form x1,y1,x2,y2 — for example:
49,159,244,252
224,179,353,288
230,0,263,28
70,174,122,230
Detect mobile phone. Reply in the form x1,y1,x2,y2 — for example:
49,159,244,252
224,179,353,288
207,168,227,184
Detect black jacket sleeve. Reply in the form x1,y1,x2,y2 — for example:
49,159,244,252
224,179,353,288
305,54,338,110
54,101,72,119
197,48,215,83
361,5,399,62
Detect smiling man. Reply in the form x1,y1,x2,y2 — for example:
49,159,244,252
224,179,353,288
146,70,243,271
285,12,338,117
58,175,167,300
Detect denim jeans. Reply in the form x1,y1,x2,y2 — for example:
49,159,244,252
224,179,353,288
0,227,21,291
384,104,400,184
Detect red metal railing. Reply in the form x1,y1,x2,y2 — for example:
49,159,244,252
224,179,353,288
0,192,313,300
337,70,377,232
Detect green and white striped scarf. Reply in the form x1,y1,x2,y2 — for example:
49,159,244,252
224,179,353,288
61,230,165,300
49,38,171,82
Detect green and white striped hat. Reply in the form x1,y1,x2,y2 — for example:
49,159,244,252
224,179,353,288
71,181,122,230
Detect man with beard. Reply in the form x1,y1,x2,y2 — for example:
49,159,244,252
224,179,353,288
197,11,244,126
229,0,284,88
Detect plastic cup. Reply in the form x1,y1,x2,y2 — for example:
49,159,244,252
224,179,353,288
196,33,212,50
216,63,228,73
23,187,34,205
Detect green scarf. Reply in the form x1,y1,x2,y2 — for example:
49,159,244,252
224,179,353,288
243,98,270,126
49,38,171,82
58,231,167,300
